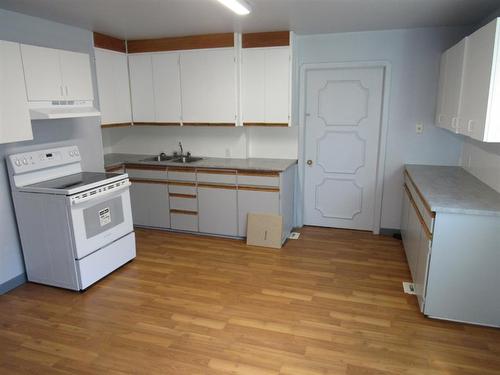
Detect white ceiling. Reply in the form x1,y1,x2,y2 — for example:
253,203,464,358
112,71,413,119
0,0,498,39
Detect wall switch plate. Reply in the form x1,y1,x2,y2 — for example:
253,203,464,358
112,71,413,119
416,123,424,134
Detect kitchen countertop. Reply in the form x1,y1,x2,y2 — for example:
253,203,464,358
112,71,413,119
405,164,500,217
104,153,298,172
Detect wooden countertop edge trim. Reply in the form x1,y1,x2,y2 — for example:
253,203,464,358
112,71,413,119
101,122,133,128
243,122,289,127
198,183,237,190
133,122,181,126
238,185,280,192
125,164,168,171
182,123,236,127
168,181,197,187
237,170,280,177
130,178,169,185
404,170,436,218
404,184,433,240
196,168,237,175
170,209,198,215
169,193,197,199
105,165,124,172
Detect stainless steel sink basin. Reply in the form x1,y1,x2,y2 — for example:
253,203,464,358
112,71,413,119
172,156,203,164
141,154,175,162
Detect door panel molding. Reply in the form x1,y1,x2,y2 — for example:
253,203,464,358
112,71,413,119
298,61,392,234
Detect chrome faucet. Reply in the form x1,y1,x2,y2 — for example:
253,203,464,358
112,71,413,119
178,141,184,156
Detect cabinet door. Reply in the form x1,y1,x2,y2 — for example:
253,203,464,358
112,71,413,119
435,52,448,128
59,50,94,100
130,182,170,228
241,47,290,124
129,54,155,123
405,200,421,280
264,47,290,123
198,186,238,236
0,41,32,144
20,44,63,101
237,190,280,237
95,48,131,125
460,20,497,141
152,52,182,123
241,48,266,123
441,39,466,133
400,187,410,244
415,233,431,312
180,48,237,124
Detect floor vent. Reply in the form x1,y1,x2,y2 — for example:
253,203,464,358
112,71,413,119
402,282,416,295
288,232,301,240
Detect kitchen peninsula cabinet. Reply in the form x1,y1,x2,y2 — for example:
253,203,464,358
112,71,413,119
402,165,500,327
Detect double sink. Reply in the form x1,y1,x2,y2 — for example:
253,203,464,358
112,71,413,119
141,153,203,164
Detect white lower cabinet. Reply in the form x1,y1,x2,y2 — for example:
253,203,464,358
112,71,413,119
198,186,238,236
130,182,170,228
237,189,280,237
402,186,431,311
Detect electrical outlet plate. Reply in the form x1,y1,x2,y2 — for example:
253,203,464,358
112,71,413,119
416,123,424,134
402,281,416,295
288,232,300,240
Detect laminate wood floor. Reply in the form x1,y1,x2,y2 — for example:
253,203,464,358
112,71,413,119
1,227,499,374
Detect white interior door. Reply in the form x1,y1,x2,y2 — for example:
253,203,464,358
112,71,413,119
304,67,384,231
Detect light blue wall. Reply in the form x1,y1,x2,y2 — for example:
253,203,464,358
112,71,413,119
294,26,469,229
0,9,104,291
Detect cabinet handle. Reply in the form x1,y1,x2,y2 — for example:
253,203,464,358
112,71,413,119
437,114,443,124
60,85,64,97
454,117,460,134
65,86,68,96
467,120,474,134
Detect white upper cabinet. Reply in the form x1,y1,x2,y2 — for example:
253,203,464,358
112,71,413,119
21,44,93,101
242,46,290,125
129,52,182,123
180,48,237,124
152,52,182,123
436,18,500,142
94,48,132,125
460,18,500,142
128,53,155,123
0,41,32,144
59,50,94,100
435,38,466,134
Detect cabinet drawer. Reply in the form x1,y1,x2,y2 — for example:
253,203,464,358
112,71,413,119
170,196,197,211
126,166,168,180
237,172,280,187
197,169,237,184
169,183,197,195
404,171,435,234
171,211,198,232
168,168,196,182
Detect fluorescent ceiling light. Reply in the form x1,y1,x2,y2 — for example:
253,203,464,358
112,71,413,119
217,0,252,15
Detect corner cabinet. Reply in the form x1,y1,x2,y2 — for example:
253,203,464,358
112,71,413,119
435,18,500,142
94,48,132,126
241,46,291,126
180,48,237,125
21,44,94,101
0,40,32,144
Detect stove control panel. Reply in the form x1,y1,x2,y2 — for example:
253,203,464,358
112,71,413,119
9,146,81,174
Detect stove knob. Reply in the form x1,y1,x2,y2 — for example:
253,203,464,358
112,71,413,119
22,158,28,165
74,150,80,156
15,159,22,167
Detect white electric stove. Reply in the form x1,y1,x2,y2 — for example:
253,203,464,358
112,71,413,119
7,145,136,291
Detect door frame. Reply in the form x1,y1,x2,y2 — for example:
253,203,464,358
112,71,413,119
297,61,392,234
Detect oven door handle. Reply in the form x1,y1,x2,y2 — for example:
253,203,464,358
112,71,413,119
70,181,131,206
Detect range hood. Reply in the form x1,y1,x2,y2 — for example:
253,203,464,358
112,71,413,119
29,101,100,120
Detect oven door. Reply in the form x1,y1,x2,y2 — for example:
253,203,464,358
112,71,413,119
69,184,133,259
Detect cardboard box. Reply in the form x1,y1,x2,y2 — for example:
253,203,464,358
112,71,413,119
246,213,283,249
